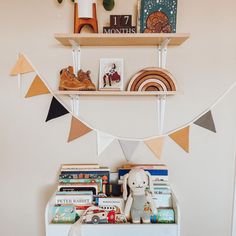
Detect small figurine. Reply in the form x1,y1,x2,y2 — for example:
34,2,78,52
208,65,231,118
123,168,157,223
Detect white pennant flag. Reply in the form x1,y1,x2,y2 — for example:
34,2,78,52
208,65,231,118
119,140,140,161
97,131,115,156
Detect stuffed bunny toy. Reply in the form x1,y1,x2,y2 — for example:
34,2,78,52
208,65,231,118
123,168,157,223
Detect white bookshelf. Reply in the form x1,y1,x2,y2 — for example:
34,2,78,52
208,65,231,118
45,188,180,236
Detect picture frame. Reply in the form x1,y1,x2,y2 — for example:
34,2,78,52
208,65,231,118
99,58,124,91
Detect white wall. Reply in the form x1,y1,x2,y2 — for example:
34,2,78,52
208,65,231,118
0,0,236,235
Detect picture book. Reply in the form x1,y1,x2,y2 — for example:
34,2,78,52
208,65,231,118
51,205,76,224
140,0,177,33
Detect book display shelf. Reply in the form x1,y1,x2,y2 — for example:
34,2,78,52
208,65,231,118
45,188,180,236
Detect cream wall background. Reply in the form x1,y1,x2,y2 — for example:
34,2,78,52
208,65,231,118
0,0,236,235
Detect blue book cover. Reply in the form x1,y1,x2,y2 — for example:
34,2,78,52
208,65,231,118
140,0,177,33
118,169,168,178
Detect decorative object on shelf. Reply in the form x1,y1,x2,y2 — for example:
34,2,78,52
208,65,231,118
10,53,220,160
74,1,98,33
127,67,177,91
59,66,96,91
140,0,177,33
99,58,123,91
103,15,136,33
103,0,115,11
123,168,157,223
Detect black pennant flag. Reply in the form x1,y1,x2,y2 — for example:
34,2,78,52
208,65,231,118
46,97,69,122
194,110,216,133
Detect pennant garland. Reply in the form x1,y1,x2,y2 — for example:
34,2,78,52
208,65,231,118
10,54,34,75
25,75,50,98
145,137,165,159
46,97,69,122
97,131,115,156
10,53,227,159
68,116,92,142
119,140,140,161
194,110,216,133
169,126,190,153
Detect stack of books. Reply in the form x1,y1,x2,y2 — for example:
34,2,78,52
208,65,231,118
118,163,168,185
52,164,110,224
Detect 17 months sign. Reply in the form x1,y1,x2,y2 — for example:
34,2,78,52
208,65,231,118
103,15,137,33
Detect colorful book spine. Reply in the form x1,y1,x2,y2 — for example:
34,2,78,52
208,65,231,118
59,171,110,184
118,169,168,178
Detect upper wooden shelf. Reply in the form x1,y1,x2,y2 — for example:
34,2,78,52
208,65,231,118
55,33,190,47
54,91,177,96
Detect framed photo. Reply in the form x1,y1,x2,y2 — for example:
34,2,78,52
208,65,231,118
99,58,124,91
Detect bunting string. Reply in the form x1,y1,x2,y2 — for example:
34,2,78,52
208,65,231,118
9,53,236,158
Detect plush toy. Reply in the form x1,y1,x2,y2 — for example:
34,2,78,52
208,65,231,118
123,168,157,223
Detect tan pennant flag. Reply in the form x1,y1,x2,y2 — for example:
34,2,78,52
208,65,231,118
68,116,92,142
25,75,50,98
145,137,165,159
10,54,34,76
169,126,190,153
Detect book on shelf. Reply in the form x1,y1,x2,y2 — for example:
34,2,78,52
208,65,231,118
59,171,110,184
121,164,167,170
61,163,100,169
96,197,125,213
55,193,93,206
118,168,168,178
58,178,103,192
58,183,99,195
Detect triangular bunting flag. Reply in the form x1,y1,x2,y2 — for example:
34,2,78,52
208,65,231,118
169,126,190,153
10,54,34,75
68,117,92,142
194,111,216,133
145,137,164,159
119,140,139,161
97,131,115,156
46,97,69,122
25,75,50,98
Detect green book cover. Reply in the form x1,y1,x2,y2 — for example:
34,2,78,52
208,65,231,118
140,0,177,33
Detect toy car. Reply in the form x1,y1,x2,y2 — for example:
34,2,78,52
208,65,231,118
82,207,116,224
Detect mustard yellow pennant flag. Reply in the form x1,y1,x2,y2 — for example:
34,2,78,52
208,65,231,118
169,126,190,153
145,137,165,159
10,54,34,76
68,116,93,142
25,75,50,98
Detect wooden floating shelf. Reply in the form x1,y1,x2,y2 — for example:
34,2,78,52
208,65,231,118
54,91,177,96
55,33,190,47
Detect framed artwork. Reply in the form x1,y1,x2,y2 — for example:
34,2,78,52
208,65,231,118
140,0,177,33
99,58,124,90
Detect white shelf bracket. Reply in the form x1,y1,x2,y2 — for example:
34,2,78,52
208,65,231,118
69,95,80,117
157,38,170,69
157,95,166,135
69,40,81,75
